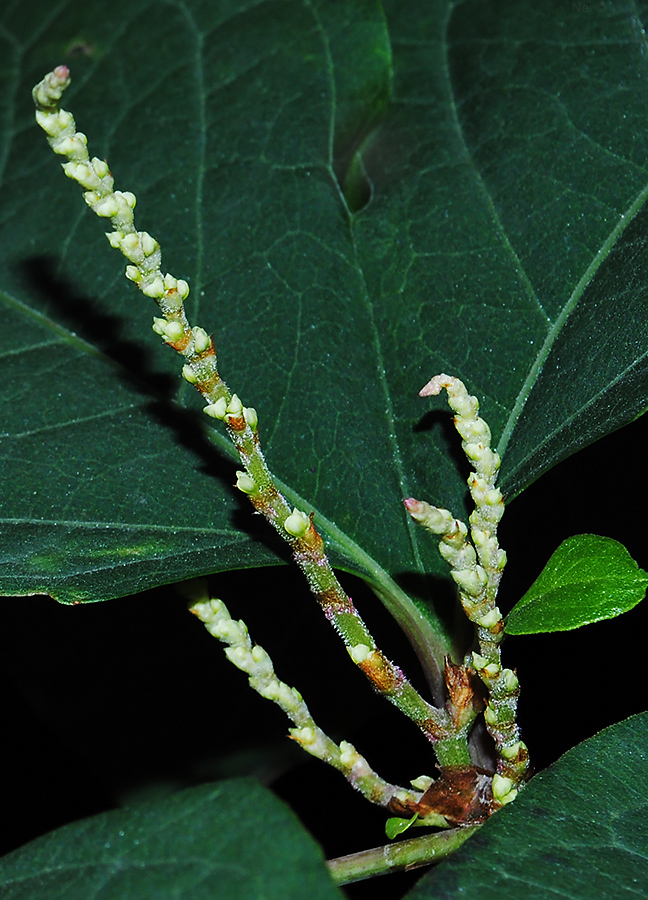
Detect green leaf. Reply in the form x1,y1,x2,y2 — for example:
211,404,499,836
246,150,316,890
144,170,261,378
0,778,343,900
3,1,648,654
505,534,648,635
385,814,419,840
403,711,648,899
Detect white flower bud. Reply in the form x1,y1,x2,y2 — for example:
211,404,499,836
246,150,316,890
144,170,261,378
410,775,434,791
243,407,258,430
477,608,502,629
451,566,487,596
117,190,136,208
141,276,165,298
339,741,360,766
125,265,141,282
176,279,190,299
92,157,110,178
472,652,488,670
224,646,254,673
492,774,516,803
193,327,211,353
140,232,158,256
93,196,120,218
502,669,519,692
226,394,243,416
106,232,124,249
500,741,523,760
284,508,310,537
349,643,371,664
203,398,228,419
182,365,198,384
235,472,256,494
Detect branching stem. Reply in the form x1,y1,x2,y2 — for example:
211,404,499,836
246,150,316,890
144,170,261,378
32,66,471,771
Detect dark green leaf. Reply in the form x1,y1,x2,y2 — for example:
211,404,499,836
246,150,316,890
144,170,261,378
0,778,342,900
404,711,648,899
2,1,648,659
505,534,648,634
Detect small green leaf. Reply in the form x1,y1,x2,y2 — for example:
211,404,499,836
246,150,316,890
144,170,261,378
0,778,343,900
505,534,648,635
385,813,419,840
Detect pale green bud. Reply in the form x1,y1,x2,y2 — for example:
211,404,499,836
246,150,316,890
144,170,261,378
162,320,184,342
57,109,74,130
35,109,66,136
163,273,177,291
122,233,140,251
62,161,97,189
457,416,491,443
250,645,273,677
176,279,190,299
484,704,497,726
484,663,500,677
225,645,254,673
472,652,488,670
141,232,158,256
284,508,310,537
478,608,502,629
94,196,120,218
117,190,136,208
405,498,455,533
193,327,211,353
106,232,124,249
203,398,228,419
410,775,434,791
55,132,88,157
500,741,523,760
292,726,316,746
503,669,519,692
141,276,166,298
349,643,371,664
182,365,198,384
125,265,141,282
497,788,518,806
243,407,258,430
452,566,487,596
492,774,516,803
92,157,110,178
235,471,256,494
339,741,360,766
251,645,270,665
226,394,243,416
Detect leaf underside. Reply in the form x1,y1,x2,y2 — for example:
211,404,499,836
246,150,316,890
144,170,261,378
0,777,343,900
405,711,648,899
2,0,648,619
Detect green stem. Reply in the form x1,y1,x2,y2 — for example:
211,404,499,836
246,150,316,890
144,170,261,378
327,825,479,885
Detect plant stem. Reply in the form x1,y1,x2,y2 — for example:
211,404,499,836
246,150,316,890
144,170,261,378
327,825,479,885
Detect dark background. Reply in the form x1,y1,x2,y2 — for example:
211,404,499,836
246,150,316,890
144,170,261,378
1,409,646,899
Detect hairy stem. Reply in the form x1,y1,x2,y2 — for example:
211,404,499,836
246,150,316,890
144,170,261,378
32,66,471,769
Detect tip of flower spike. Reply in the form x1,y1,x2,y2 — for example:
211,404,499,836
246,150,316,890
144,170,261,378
33,66,71,110
419,374,452,397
